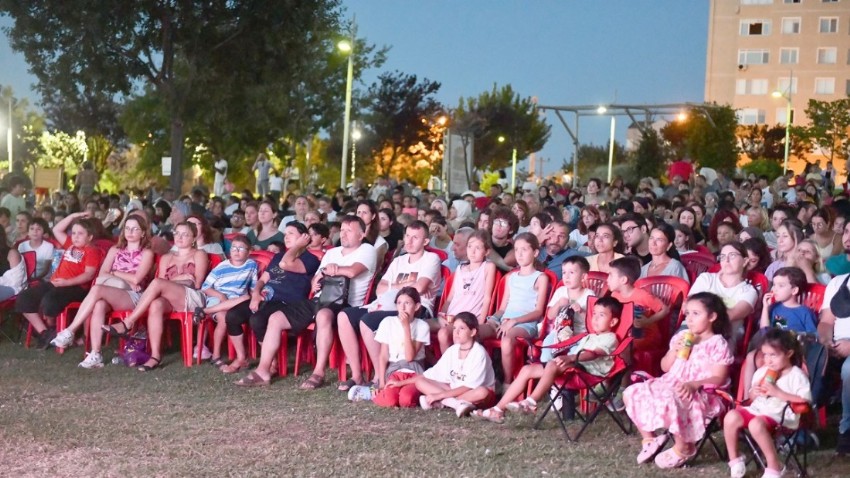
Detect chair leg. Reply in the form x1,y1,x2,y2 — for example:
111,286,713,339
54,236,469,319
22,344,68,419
182,317,193,367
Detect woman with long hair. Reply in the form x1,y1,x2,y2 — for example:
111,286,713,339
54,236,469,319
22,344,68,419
765,219,805,281
185,214,225,259
356,200,388,260
742,237,771,275
789,239,831,284
810,207,841,260
677,207,705,245
641,223,690,283
247,200,283,251
50,214,156,368
587,223,625,273
512,200,531,234
569,205,600,249
673,224,697,256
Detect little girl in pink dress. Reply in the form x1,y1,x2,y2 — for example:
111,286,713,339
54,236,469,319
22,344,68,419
624,292,734,470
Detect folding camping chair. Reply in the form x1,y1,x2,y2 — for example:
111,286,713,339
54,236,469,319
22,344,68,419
533,297,634,442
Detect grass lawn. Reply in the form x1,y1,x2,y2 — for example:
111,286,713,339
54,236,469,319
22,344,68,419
1,337,848,477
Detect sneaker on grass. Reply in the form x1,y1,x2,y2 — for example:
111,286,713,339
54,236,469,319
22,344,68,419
78,351,104,369
440,397,475,417
347,385,373,402
50,329,75,348
419,395,445,410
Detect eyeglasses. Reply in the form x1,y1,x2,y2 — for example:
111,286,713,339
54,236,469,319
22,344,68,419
231,246,249,252
718,252,742,262
124,227,141,233
622,225,640,235
493,219,509,227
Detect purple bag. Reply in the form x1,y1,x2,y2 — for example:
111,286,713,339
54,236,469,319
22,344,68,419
120,335,150,367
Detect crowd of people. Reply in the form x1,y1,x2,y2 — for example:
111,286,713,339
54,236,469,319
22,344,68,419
3,159,850,475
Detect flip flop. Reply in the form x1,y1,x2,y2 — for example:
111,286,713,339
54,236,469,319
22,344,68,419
299,374,325,390
471,407,505,424
137,357,161,372
103,320,132,338
337,378,363,392
220,361,249,374
209,357,227,368
235,371,270,387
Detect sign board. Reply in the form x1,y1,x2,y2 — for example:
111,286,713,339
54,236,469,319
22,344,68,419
33,167,63,190
443,133,473,195
162,156,172,176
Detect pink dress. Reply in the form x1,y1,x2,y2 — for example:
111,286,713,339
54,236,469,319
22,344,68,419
623,331,734,442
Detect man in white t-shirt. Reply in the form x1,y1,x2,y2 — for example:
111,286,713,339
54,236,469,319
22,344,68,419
819,272,850,453
252,153,271,197
335,221,442,391
213,157,228,197
299,216,377,390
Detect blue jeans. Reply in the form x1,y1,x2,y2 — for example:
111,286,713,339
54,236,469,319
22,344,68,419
842,355,850,434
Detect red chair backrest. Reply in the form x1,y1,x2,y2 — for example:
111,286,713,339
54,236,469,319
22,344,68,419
21,250,36,280
583,271,609,297
93,238,115,256
681,252,716,283
708,263,721,273
740,271,769,356
248,250,274,276
585,295,634,344
635,275,691,336
490,268,555,315
800,282,826,312
542,268,558,301
208,252,224,271
425,246,449,262
694,245,712,255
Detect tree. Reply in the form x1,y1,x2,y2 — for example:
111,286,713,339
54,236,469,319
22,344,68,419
793,97,850,165
361,71,444,181
453,84,550,174
631,128,667,180
565,142,627,182
0,0,363,193
36,130,88,189
0,85,46,170
736,124,787,162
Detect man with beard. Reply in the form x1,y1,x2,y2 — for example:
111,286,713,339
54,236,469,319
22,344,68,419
620,213,651,265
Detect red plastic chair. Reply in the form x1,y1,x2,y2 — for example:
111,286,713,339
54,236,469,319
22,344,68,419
681,252,716,283
634,275,691,376
583,271,609,297
799,282,825,312
533,296,635,442
425,245,449,262
739,271,769,358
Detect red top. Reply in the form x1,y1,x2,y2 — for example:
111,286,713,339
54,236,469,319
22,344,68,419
667,161,694,182
52,237,103,286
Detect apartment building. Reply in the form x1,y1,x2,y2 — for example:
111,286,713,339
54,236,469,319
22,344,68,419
705,0,850,131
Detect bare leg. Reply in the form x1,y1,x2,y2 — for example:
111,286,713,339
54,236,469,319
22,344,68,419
528,360,570,402
671,433,695,455
212,312,227,359
337,311,362,383
723,409,744,460
254,311,291,381
89,300,110,354
495,363,544,409
139,298,171,368
124,279,187,328
64,285,111,334
414,376,452,395
748,417,781,471
501,327,532,385
310,308,334,377
360,323,380,376
23,312,47,334
437,321,453,353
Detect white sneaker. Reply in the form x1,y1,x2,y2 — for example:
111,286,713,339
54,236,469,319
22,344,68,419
443,397,475,416
51,329,75,348
420,395,444,410
729,457,746,478
347,385,373,402
78,351,104,369
194,344,212,361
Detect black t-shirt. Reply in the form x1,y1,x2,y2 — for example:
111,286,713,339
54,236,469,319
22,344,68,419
264,250,321,303
493,242,513,259
629,251,652,265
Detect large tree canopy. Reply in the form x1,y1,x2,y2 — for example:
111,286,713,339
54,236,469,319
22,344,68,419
1,0,383,192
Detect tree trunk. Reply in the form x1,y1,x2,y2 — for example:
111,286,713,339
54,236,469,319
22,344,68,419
169,118,184,193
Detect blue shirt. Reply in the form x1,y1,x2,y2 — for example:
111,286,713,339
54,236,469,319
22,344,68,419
538,248,585,282
264,251,321,303
768,303,817,334
826,254,850,277
201,259,259,299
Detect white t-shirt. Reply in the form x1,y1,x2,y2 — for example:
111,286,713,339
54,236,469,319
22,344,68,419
371,251,442,313
278,216,299,232
547,287,595,335
374,315,430,365
689,273,758,311
318,244,377,307
822,273,850,340
424,342,495,390
214,159,228,183
18,240,55,278
744,365,811,430
269,175,283,192
569,229,588,249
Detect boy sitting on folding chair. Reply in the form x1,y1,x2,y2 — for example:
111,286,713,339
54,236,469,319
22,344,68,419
471,296,621,424
723,329,812,478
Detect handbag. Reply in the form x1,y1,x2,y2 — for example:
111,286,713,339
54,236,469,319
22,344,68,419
830,274,850,318
95,275,133,291
316,275,350,307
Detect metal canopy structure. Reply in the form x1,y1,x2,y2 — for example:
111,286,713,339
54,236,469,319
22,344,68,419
537,102,715,182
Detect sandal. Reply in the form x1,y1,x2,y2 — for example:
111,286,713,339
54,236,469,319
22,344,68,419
192,307,205,325
637,435,668,464
220,361,249,374
103,320,132,338
209,357,227,368
654,446,695,469
235,371,270,387
471,407,505,424
137,357,161,372
299,374,325,390
506,399,537,415
337,378,363,392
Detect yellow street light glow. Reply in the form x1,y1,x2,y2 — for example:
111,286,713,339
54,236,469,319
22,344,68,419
352,129,362,141
498,136,506,143
437,116,447,126
771,90,783,98
337,40,352,53
677,112,687,122
596,106,607,114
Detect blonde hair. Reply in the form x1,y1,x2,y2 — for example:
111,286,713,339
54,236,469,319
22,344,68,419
797,239,825,274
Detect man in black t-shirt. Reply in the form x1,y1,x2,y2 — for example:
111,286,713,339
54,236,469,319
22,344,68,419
620,213,651,265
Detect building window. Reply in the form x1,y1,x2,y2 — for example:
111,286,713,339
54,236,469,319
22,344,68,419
736,79,770,95
846,79,850,95
737,109,767,125
741,20,772,35
777,77,798,94
780,48,799,64
822,0,839,3
781,17,801,34
783,0,801,3
776,108,795,125
819,17,839,33
738,49,770,65
741,0,773,4
817,47,837,64
814,77,835,94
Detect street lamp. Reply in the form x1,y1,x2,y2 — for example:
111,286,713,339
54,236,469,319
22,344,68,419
338,22,356,190
772,88,792,174
4,96,12,172
598,105,616,183
351,124,361,181
498,135,518,193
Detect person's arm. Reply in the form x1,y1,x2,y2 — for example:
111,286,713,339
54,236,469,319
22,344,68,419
661,333,685,372
192,250,210,289
477,262,497,323
53,265,97,287
759,293,773,328
681,363,729,391
487,250,512,273
249,271,270,312
319,261,367,280
438,272,458,317
96,247,118,278
52,211,88,245
728,302,754,324
278,235,310,274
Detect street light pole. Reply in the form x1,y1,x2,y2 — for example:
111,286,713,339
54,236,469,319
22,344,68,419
7,96,12,172
772,72,793,175
351,122,361,181
338,20,356,190
510,147,518,193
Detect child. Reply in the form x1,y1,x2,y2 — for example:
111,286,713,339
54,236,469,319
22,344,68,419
741,266,817,399
435,230,497,352
623,292,734,469
347,287,431,407
607,256,670,374
540,256,596,362
16,212,103,347
415,312,497,417
478,232,549,385
724,329,812,478
17,218,55,280
194,234,259,372
473,296,622,423
307,223,330,260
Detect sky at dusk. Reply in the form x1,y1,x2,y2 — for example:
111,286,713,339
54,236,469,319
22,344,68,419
0,1,709,176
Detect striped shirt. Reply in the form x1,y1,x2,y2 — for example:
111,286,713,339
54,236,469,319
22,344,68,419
201,259,259,299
